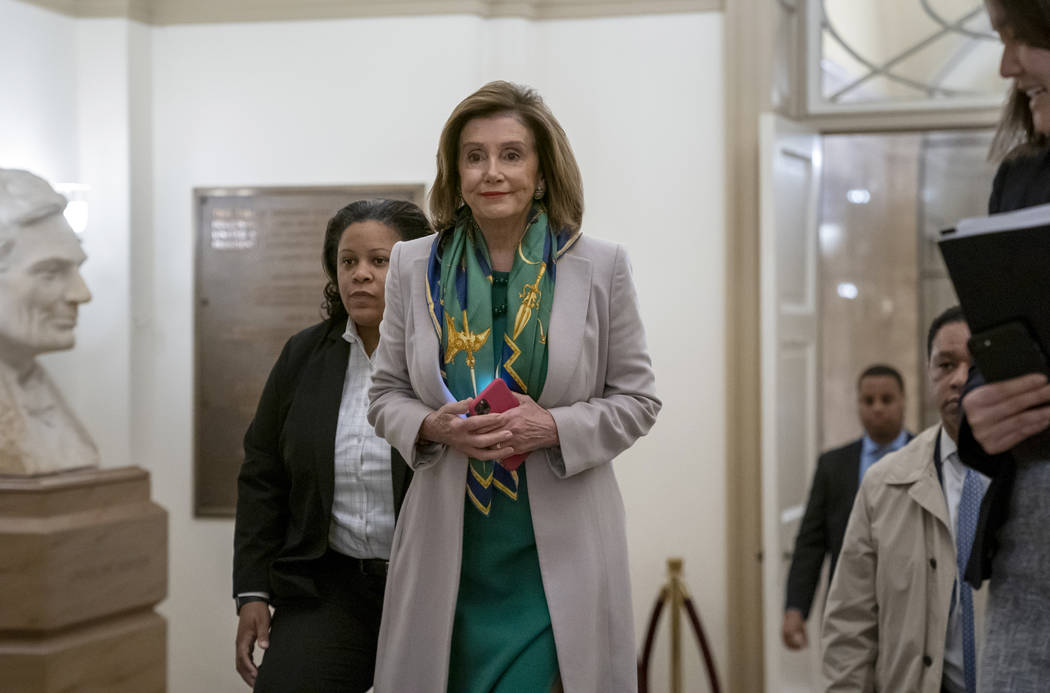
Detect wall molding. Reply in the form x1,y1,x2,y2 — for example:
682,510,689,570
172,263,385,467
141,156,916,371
724,0,774,690
17,0,722,24
802,106,1001,134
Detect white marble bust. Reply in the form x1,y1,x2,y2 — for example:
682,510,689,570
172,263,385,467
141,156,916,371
0,169,98,475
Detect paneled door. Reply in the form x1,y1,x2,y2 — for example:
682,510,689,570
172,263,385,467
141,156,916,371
759,113,823,692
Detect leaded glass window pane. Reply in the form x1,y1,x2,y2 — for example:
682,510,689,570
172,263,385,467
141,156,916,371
811,0,1005,109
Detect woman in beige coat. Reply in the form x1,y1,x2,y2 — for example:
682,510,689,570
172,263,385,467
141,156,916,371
367,81,660,692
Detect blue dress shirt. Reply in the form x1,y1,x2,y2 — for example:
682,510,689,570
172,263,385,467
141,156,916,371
859,429,911,483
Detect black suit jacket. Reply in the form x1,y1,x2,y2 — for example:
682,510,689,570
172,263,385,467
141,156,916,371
232,319,412,603
784,439,863,619
783,431,915,619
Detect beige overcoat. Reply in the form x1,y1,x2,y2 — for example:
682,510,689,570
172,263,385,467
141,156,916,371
368,233,661,692
822,425,986,693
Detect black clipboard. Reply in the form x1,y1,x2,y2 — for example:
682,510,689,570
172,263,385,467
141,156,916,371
939,202,1050,381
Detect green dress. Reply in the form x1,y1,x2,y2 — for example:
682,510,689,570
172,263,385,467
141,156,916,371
446,272,559,692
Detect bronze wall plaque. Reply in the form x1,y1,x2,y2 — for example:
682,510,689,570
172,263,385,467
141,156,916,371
194,185,425,517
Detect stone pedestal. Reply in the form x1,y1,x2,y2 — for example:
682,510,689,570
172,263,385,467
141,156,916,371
0,467,168,692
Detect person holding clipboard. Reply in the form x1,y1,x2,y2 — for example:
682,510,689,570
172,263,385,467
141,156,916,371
946,2,1050,689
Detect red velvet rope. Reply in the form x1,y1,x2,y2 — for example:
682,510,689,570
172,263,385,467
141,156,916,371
636,588,723,693
637,590,667,693
683,596,722,693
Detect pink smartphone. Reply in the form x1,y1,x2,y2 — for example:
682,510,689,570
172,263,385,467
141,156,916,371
468,379,527,471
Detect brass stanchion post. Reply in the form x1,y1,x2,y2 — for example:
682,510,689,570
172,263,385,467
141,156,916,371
668,557,684,693
638,557,722,693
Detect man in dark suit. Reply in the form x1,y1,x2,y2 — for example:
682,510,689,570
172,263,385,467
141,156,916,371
781,364,911,649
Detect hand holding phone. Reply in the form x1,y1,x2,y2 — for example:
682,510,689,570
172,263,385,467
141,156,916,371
468,379,528,471
968,320,1050,383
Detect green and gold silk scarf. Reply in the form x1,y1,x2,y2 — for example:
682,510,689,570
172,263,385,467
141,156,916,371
426,203,573,515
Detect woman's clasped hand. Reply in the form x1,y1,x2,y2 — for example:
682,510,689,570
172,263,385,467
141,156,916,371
419,392,558,461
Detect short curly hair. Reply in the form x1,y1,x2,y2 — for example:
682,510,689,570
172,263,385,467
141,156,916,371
321,199,432,322
430,81,584,233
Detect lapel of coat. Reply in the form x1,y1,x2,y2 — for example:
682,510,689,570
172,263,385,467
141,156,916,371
888,429,951,531
310,329,349,517
410,255,454,407
539,249,592,408
908,466,951,532
316,323,413,521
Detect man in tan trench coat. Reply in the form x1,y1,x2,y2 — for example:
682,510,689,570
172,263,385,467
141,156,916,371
822,307,989,693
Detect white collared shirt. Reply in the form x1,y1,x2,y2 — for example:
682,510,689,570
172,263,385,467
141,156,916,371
940,428,990,693
327,320,396,560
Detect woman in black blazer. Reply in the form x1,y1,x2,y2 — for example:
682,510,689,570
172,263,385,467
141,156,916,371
233,199,432,692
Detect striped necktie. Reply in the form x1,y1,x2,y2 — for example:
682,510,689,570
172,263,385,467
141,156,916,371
956,463,982,693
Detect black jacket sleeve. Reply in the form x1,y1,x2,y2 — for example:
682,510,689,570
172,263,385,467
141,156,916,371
958,364,1018,587
232,336,296,597
785,456,830,619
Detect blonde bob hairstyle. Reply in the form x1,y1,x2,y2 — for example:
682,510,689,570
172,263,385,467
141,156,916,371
430,81,584,233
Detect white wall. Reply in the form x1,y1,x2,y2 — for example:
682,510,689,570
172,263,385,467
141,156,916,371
0,2,134,471
62,17,135,469
0,3,726,690
0,0,78,182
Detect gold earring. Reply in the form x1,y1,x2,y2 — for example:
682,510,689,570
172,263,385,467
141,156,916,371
533,181,545,200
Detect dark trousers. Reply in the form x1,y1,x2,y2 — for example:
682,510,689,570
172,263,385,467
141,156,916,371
254,550,387,693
